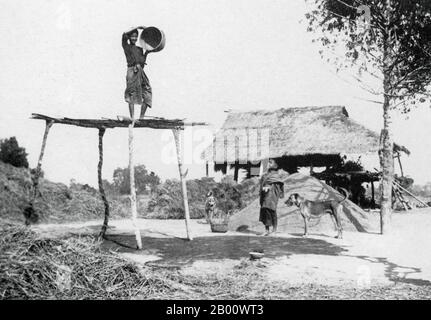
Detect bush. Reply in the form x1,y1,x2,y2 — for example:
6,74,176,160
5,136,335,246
0,137,29,168
147,176,261,219
113,165,161,195
0,160,130,223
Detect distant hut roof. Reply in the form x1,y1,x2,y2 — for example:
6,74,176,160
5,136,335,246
202,106,409,163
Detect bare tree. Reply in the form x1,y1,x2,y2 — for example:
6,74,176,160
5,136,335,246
305,0,431,234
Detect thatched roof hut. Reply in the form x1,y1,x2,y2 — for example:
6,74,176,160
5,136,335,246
202,106,408,176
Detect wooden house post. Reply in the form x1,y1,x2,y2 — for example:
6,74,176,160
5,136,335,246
97,128,110,239
172,128,193,240
233,162,239,182
371,181,376,207
128,121,143,249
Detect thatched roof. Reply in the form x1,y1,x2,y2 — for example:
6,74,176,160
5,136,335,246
202,106,408,163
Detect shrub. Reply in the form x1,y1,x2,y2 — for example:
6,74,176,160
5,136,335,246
0,137,29,168
147,176,260,219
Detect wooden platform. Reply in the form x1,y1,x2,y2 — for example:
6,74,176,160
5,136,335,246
31,113,208,129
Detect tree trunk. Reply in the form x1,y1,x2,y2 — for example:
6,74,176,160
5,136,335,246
379,2,395,235
379,80,395,235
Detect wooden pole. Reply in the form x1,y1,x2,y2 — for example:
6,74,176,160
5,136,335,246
172,128,193,240
97,128,110,239
371,181,376,207
128,121,143,249
234,162,239,182
26,120,53,225
393,186,409,211
206,162,209,177
32,120,54,200
396,153,404,177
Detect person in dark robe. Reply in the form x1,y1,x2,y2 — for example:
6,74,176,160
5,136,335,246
259,159,285,235
122,27,152,119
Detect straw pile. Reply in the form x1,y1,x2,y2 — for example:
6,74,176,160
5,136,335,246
0,223,171,299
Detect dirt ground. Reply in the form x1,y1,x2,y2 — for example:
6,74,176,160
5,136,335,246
32,208,431,298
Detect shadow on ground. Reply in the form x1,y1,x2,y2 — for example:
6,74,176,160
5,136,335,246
353,255,431,286
102,233,431,286
102,234,347,267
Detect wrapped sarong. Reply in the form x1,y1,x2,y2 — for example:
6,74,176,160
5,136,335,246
259,207,277,227
124,65,152,108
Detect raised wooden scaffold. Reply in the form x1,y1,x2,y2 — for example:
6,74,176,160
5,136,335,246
30,113,207,249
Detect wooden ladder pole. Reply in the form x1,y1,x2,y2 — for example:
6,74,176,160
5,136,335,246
97,128,111,239
172,128,193,240
129,120,143,249
393,180,429,208
394,186,409,211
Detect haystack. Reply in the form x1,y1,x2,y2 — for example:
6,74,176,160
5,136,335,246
229,173,379,235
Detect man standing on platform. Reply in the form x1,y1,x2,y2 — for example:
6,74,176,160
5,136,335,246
259,158,285,236
122,27,152,119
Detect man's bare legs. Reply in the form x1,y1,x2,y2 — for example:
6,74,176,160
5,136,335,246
128,103,134,119
128,103,148,119
140,104,148,119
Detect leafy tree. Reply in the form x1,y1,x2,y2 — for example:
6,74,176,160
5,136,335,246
0,137,29,168
101,179,118,196
305,0,431,234
112,164,160,195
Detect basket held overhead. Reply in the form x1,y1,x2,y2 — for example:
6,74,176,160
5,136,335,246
139,26,166,53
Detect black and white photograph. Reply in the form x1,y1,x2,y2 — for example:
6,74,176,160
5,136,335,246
1,0,431,304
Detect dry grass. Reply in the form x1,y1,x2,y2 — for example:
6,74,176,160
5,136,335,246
0,223,172,299
2,222,431,300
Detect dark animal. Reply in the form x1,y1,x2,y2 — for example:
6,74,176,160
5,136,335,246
285,188,349,239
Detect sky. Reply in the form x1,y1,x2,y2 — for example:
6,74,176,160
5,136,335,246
0,0,430,186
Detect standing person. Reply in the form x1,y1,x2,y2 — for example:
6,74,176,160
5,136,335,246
259,159,285,235
122,27,152,119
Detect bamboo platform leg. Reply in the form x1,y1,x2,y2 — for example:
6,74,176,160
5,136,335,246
128,121,143,249
26,120,54,225
172,129,193,240
32,120,54,199
97,128,110,239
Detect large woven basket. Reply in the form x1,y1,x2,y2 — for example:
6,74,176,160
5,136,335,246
210,221,229,233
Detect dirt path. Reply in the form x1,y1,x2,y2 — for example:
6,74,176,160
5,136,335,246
32,209,431,289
